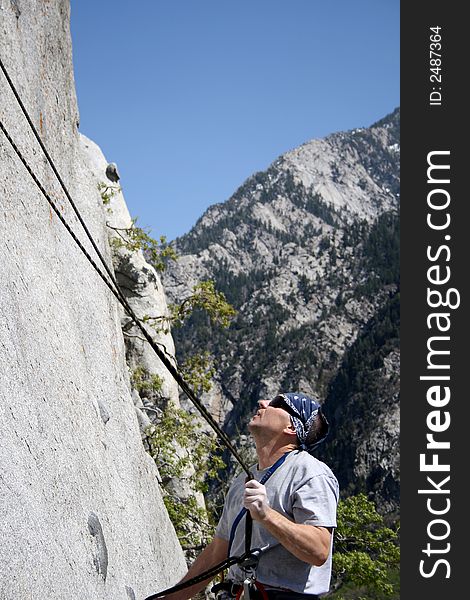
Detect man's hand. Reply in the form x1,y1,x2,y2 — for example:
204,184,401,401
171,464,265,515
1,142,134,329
243,480,270,521
243,481,332,566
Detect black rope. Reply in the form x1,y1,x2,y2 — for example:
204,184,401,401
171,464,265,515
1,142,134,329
0,56,127,308
144,555,239,600
0,120,125,304
0,58,252,478
143,548,265,600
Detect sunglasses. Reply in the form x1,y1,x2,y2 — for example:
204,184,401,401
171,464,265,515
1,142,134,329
269,396,327,424
268,396,300,420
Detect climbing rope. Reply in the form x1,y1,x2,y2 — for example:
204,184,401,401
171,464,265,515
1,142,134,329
143,547,266,600
0,56,252,478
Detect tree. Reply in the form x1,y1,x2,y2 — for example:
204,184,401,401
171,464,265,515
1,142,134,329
105,208,236,557
328,494,400,599
146,402,226,554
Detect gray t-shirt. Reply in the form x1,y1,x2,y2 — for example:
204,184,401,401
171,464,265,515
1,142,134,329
215,450,339,595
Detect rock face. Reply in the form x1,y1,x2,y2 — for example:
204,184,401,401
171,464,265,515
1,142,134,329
79,135,182,420
162,109,400,514
80,134,206,513
0,2,186,598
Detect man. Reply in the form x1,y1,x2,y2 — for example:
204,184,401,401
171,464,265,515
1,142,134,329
168,392,339,600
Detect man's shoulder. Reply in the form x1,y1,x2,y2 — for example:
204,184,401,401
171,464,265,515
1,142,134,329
289,450,338,483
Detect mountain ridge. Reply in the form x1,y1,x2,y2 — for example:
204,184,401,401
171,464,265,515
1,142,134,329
162,108,400,514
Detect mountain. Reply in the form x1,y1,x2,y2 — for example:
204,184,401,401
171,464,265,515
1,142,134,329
162,109,400,515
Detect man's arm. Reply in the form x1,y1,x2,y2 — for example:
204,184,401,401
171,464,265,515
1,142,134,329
257,509,332,566
244,480,332,566
165,536,229,600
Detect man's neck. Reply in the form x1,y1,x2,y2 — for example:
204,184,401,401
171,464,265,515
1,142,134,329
256,441,297,470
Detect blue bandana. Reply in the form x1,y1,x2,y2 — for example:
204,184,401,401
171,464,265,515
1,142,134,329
270,392,329,453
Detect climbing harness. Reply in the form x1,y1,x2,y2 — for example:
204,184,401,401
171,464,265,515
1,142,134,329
0,55,252,478
212,579,270,600
238,579,269,600
236,555,269,600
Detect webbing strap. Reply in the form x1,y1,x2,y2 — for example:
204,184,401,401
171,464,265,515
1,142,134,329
236,580,270,600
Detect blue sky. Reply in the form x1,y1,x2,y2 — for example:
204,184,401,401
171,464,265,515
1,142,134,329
70,0,399,242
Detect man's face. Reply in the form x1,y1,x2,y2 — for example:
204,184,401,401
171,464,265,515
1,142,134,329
248,399,293,437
